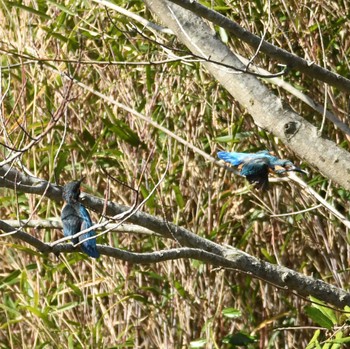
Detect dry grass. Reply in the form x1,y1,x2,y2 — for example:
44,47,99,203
0,0,350,348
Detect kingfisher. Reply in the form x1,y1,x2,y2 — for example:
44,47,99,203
61,179,100,258
218,150,306,190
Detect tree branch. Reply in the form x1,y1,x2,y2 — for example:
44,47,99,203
1,165,350,308
2,219,158,235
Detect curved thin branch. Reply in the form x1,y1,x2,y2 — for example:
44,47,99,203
0,47,199,68
92,0,173,34
128,24,287,79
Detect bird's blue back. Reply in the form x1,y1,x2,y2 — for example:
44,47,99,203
217,150,272,166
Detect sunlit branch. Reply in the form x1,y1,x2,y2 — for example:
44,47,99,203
2,219,158,235
93,0,173,34
0,48,201,69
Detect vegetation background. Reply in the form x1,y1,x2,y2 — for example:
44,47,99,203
0,0,350,348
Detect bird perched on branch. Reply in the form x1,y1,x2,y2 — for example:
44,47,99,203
218,150,306,190
61,179,100,258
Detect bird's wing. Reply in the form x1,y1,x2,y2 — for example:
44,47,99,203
61,204,81,244
240,158,270,190
218,151,259,166
79,204,100,258
79,204,94,227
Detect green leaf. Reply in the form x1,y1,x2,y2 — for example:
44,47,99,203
222,307,242,319
309,296,337,325
173,185,185,209
46,0,75,16
305,306,334,329
5,1,50,18
66,282,83,297
344,306,350,318
222,332,256,345
53,302,79,313
40,26,78,49
174,280,188,298
54,150,69,179
0,270,21,289
102,116,143,147
260,248,277,264
215,135,237,143
140,184,156,210
305,329,321,349
24,306,56,328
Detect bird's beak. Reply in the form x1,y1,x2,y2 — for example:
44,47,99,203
78,177,85,184
288,166,308,175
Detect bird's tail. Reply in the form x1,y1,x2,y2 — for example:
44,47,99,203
80,233,100,258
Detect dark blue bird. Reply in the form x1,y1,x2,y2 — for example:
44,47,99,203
61,179,100,258
218,150,306,190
